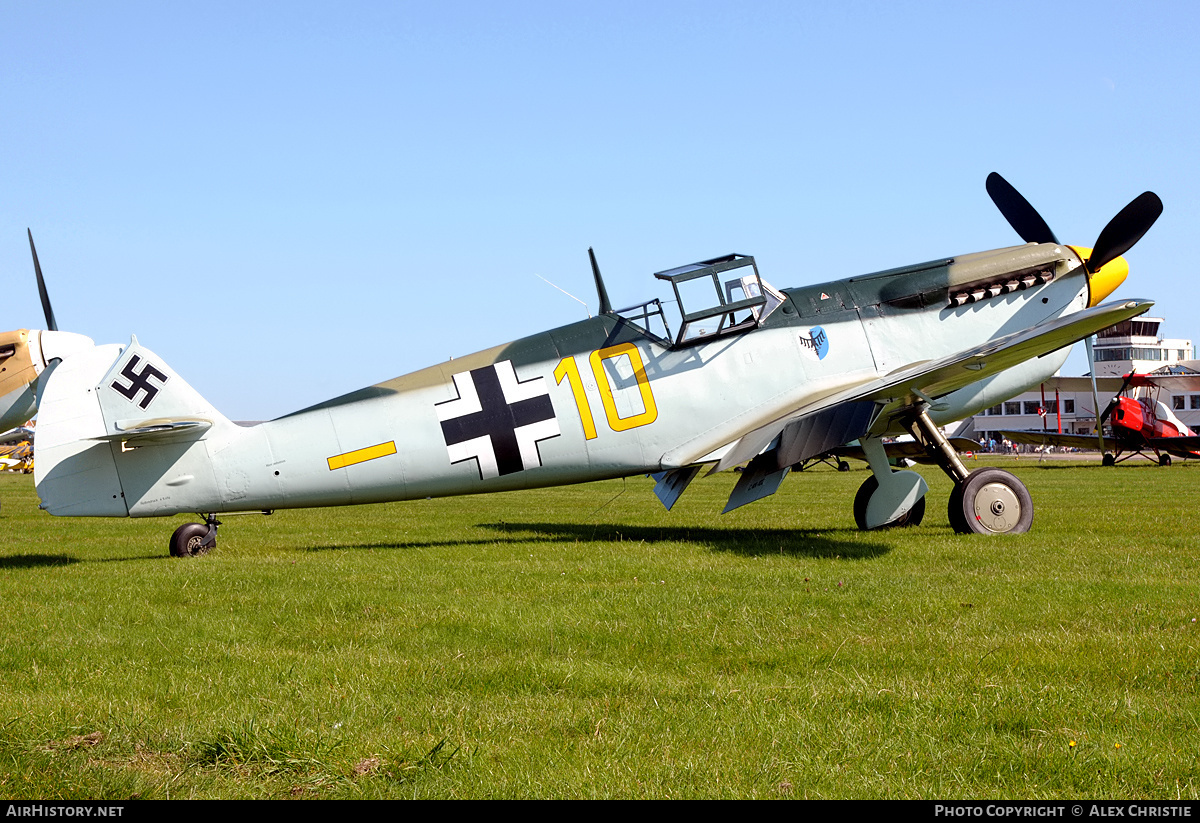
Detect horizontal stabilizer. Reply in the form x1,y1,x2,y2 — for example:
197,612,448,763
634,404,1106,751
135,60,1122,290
90,418,212,444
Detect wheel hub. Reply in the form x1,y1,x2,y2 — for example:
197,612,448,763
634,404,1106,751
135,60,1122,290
972,482,1022,533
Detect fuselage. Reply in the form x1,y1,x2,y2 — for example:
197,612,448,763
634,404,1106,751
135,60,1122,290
36,242,1095,517
1110,395,1200,457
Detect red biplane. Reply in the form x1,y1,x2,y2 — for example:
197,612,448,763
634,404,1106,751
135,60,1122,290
1002,371,1200,465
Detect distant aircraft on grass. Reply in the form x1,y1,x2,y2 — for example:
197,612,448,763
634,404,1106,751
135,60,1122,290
1003,372,1200,466
0,425,35,473
0,231,93,433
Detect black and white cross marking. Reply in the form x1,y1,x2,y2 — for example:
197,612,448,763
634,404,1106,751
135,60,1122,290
110,354,169,410
435,360,560,479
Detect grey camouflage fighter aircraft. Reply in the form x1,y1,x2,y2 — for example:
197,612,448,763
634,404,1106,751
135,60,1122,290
33,173,1162,556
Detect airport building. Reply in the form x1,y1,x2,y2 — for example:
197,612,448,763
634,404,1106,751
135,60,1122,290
968,316,1197,448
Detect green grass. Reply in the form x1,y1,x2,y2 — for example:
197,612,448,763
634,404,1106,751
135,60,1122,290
1,457,1198,798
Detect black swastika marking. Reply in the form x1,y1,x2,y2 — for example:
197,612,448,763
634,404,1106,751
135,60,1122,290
110,355,169,410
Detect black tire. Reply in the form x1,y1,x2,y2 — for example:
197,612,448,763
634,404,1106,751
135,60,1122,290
1102,453,1115,467
169,523,212,558
951,469,1033,535
852,474,926,530
1159,453,1172,466
837,461,851,472
947,485,967,533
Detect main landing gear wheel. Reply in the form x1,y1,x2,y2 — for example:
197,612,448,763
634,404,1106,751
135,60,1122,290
1159,453,1172,466
949,469,1032,535
169,521,216,558
1102,453,1116,467
853,474,926,530
837,460,851,472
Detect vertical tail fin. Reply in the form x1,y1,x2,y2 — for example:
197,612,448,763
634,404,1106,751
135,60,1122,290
35,337,235,516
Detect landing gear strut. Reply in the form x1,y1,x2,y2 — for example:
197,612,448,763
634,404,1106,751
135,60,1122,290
169,514,220,558
900,410,1033,535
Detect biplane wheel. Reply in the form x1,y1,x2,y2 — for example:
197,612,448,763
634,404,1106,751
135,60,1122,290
852,474,926,530
950,469,1032,535
837,460,851,472
1159,453,1172,466
169,523,213,558
1102,453,1116,467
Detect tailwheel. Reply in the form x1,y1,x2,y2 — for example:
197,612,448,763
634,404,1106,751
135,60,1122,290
169,515,220,558
853,473,926,530
950,469,1032,535
1159,453,1172,466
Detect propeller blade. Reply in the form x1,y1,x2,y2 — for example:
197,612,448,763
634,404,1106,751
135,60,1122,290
27,229,58,332
986,172,1059,245
1087,191,1164,273
1098,372,1135,429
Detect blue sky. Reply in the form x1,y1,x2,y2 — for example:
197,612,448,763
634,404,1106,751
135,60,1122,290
3,1,1196,419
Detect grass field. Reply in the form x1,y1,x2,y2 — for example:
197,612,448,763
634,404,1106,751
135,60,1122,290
1,457,1197,799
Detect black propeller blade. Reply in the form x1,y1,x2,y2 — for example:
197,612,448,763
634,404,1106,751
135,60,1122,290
1098,397,1118,428
27,229,58,332
1086,191,1163,273
987,172,1163,273
1098,373,1137,428
986,172,1059,245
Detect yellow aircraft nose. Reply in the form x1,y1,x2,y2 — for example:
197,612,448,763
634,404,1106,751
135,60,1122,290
1069,245,1129,308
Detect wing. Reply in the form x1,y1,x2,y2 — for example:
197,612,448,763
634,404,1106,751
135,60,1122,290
1033,375,1126,393
1148,435,1200,458
680,298,1153,474
832,437,982,463
1135,374,1200,392
1000,429,1117,451
0,426,35,446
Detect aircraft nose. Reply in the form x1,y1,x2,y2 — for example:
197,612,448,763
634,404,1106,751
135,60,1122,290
1069,245,1129,307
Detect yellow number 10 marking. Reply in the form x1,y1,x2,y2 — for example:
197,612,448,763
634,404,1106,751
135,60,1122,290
554,343,658,439
552,356,597,440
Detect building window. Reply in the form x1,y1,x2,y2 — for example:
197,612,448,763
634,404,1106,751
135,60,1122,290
1064,399,1075,414
987,405,1001,415
1173,396,1185,410
1192,395,1200,410
1024,401,1041,415
1004,402,1021,415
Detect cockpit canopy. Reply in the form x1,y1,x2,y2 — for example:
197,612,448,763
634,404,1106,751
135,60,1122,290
615,254,785,348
